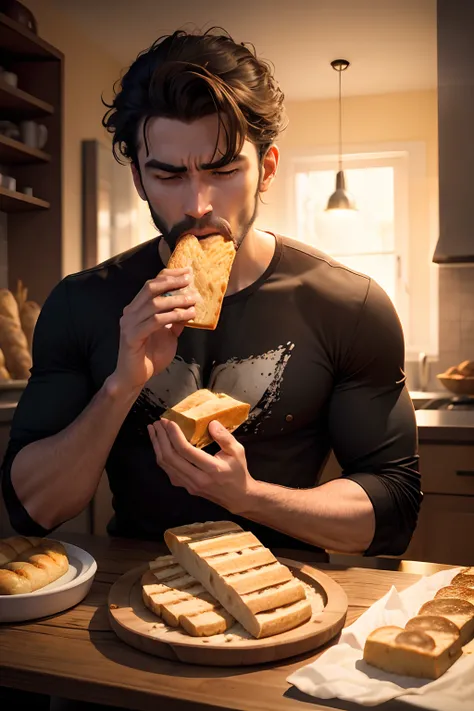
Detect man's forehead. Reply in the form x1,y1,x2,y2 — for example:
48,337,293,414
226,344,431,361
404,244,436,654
136,115,254,164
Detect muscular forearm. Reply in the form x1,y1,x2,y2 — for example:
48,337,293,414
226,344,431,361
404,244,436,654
10,375,141,530
239,478,375,554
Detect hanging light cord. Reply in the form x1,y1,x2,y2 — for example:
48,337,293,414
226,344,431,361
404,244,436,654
338,67,342,172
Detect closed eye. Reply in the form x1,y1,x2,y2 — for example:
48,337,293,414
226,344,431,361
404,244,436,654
212,169,239,177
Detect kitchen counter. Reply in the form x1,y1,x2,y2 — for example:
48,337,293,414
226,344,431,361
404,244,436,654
416,409,474,444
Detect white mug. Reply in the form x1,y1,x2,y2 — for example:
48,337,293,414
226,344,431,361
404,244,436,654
19,121,48,150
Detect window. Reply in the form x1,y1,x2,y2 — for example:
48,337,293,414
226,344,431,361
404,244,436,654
288,145,437,358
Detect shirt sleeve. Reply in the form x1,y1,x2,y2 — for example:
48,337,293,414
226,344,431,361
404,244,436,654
1,277,95,535
327,278,421,557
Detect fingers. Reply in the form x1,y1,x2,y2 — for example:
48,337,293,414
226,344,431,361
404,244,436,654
120,282,197,343
127,268,193,315
148,421,210,495
207,421,242,453
156,420,216,471
147,424,187,489
125,306,196,344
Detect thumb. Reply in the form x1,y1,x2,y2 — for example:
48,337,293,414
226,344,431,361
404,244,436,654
208,420,237,452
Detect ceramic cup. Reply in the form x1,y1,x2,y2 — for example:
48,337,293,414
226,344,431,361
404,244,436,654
19,120,48,149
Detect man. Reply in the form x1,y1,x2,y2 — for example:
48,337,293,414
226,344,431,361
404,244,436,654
1,29,421,559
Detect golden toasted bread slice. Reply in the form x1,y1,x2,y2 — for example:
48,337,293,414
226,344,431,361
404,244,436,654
161,389,250,449
363,623,461,679
418,598,474,645
164,521,311,639
167,233,235,330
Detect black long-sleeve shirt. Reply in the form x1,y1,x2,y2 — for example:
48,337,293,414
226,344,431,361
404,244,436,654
1,234,421,556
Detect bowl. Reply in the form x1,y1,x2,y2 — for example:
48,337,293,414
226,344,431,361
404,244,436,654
436,374,474,396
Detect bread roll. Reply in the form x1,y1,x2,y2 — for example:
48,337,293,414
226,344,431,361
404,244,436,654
0,536,43,566
364,566,474,679
0,314,32,379
161,389,250,448
0,347,11,380
167,233,235,330
451,572,474,589
435,585,474,605
164,521,311,638
418,598,474,645
457,360,474,376
363,622,462,679
0,538,69,595
0,289,21,323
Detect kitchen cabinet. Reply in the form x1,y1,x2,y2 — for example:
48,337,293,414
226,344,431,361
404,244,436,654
433,0,474,263
404,444,474,566
320,443,474,565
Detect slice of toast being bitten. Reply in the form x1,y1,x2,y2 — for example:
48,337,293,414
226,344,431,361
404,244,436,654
164,521,312,638
167,233,235,330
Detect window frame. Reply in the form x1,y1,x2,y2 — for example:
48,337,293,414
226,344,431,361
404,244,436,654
284,141,438,359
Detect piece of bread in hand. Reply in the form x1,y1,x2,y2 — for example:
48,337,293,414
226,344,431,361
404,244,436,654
141,554,234,636
160,388,250,448
164,521,311,639
0,538,69,595
363,619,462,680
167,233,236,330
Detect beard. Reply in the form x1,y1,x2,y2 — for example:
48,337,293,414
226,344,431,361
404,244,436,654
142,186,260,254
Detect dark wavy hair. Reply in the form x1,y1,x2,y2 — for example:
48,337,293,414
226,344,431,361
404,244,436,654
102,28,286,168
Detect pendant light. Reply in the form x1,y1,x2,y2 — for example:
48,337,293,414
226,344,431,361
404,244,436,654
325,58,356,211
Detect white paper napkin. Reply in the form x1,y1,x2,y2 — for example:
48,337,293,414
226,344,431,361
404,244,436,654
287,566,474,711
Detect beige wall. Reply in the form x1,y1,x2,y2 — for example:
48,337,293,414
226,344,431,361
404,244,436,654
259,90,439,358
24,0,124,277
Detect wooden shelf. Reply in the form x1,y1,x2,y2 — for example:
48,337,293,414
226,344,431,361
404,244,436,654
0,12,62,60
0,186,49,212
0,79,54,118
0,133,50,164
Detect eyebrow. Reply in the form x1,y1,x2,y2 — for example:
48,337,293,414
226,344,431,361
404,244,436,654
144,155,246,173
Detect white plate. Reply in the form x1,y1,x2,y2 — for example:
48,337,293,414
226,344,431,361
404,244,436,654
0,541,97,623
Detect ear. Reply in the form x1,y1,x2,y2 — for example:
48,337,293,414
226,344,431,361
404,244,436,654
131,163,147,200
259,145,279,194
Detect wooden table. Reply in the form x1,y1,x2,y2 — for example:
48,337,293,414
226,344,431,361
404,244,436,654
0,533,452,711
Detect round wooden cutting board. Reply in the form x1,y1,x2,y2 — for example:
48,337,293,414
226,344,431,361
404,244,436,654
108,557,348,666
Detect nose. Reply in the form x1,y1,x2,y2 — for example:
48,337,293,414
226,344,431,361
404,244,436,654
183,178,213,220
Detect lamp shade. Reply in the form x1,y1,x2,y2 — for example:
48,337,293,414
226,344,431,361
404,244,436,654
325,170,356,211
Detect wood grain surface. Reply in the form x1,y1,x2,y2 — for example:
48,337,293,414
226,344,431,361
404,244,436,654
0,533,452,711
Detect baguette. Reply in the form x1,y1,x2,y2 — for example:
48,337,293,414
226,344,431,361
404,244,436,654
141,555,234,636
164,521,311,639
0,538,69,595
0,347,11,380
0,288,21,324
15,280,41,354
167,233,235,330
363,566,474,679
161,389,250,448
0,314,32,379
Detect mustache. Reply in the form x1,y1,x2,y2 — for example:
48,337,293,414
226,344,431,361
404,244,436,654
167,215,232,243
